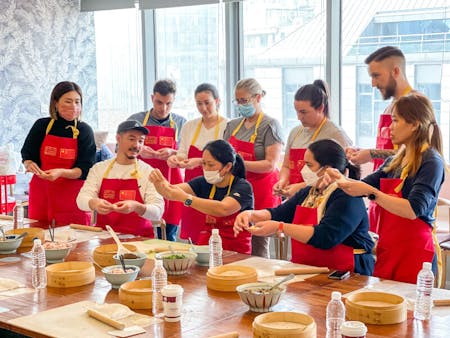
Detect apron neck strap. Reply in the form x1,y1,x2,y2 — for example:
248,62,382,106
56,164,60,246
209,175,235,199
231,113,264,144
191,116,221,145
103,159,140,179
45,119,55,135
46,118,79,139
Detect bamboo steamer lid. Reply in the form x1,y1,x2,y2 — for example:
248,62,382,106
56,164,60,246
253,311,316,338
119,279,153,310
46,261,95,288
6,227,45,248
345,291,407,325
92,243,137,267
206,265,257,292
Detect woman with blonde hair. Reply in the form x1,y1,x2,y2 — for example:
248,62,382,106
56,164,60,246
224,78,284,257
324,93,445,283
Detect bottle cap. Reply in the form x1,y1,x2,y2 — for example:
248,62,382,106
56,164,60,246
423,262,432,270
341,321,367,337
154,258,163,266
212,229,219,235
15,199,22,205
331,291,342,300
33,238,41,245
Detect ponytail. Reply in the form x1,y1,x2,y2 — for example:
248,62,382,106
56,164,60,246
231,154,246,179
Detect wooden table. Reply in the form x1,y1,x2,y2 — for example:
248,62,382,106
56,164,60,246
0,235,449,338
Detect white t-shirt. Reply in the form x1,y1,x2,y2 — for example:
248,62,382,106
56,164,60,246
76,158,164,220
177,116,228,159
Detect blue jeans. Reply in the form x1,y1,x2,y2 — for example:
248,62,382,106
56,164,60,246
157,223,178,242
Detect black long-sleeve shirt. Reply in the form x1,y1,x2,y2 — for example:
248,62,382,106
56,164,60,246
21,117,96,179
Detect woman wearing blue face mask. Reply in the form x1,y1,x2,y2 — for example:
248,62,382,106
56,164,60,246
234,139,374,275
149,139,254,254
223,78,284,258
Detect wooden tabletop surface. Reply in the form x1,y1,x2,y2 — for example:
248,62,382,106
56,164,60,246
0,232,449,338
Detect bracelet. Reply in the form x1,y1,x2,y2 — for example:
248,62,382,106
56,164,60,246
278,222,285,234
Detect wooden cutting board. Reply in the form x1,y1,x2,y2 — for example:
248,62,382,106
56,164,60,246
8,301,158,338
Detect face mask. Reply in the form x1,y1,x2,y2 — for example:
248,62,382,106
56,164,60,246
204,169,224,185
237,103,256,118
301,165,321,186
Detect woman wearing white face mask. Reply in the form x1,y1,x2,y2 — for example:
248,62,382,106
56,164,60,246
223,78,284,258
149,140,254,254
234,139,375,275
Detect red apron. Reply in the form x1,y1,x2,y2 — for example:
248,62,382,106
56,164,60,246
289,148,306,184
373,178,434,284
28,121,90,226
291,204,354,271
140,118,183,225
196,211,251,254
180,145,204,241
229,135,280,209
96,175,153,237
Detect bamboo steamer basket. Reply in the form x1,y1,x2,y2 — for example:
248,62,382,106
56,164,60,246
253,311,316,338
92,243,137,267
6,228,45,248
119,279,153,310
46,261,95,288
345,291,407,325
207,265,257,292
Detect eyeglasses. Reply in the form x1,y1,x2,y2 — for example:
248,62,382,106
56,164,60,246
232,95,256,105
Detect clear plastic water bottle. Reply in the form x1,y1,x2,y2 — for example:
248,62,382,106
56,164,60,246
152,259,167,318
209,228,222,268
414,261,434,320
326,291,346,338
31,239,47,289
13,200,24,229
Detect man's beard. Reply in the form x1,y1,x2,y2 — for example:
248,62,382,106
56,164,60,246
381,76,396,100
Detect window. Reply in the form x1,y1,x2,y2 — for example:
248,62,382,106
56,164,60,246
342,1,450,159
242,0,326,130
154,4,226,121
94,8,144,142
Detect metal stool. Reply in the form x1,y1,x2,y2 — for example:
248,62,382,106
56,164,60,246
152,219,167,240
440,236,450,288
273,232,289,260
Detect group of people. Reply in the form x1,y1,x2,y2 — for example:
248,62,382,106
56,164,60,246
21,45,446,285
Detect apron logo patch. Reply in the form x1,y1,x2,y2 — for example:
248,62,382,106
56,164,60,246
159,136,174,147
44,146,57,157
238,151,252,160
145,136,158,145
60,148,76,160
119,190,136,201
206,215,217,225
103,190,115,200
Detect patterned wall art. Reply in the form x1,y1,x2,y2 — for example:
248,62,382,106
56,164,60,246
0,0,97,151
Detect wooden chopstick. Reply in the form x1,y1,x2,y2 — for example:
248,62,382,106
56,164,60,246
274,267,329,276
433,299,450,306
87,308,125,330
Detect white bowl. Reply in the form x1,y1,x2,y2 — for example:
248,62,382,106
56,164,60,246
191,245,210,266
113,252,147,269
155,251,197,275
43,241,73,264
0,235,24,254
102,265,140,289
236,282,286,312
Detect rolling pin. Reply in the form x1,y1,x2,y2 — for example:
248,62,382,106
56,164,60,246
274,267,329,276
87,308,125,330
433,299,450,306
70,224,103,232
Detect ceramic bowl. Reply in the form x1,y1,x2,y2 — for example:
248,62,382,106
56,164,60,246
155,251,197,275
236,282,286,312
43,241,72,264
102,265,140,289
113,252,147,269
0,235,24,254
191,245,210,266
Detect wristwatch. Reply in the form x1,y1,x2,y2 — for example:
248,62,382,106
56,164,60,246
184,194,193,207
367,192,377,201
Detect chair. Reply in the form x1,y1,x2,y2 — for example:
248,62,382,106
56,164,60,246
152,218,167,240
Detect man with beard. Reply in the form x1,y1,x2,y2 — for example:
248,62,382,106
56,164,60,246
346,46,415,234
77,120,164,236
346,46,415,171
